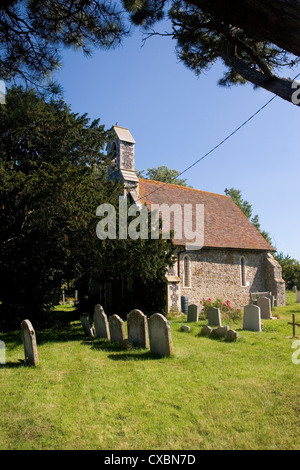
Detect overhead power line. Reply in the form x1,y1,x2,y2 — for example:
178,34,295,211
137,72,300,203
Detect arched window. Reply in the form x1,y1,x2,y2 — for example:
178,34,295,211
241,256,246,286
183,255,191,287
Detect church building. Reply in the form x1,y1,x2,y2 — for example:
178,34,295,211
106,125,286,312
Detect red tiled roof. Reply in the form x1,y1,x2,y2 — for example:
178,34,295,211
139,179,274,251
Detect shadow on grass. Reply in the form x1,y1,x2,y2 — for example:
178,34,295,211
107,351,164,361
0,360,33,368
88,338,165,360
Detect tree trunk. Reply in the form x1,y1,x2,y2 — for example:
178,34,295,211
222,53,300,106
187,0,300,57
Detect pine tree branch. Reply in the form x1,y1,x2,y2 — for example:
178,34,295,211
221,51,300,105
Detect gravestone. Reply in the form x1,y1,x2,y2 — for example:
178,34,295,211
207,307,222,327
109,314,126,343
210,325,229,339
297,291,300,303
187,304,199,322
292,286,297,293
127,309,149,348
225,329,238,342
21,319,39,366
80,314,94,337
243,304,262,332
257,296,272,319
93,304,110,340
0,340,5,364
148,313,173,357
181,325,191,332
200,325,213,336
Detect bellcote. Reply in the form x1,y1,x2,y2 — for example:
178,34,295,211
107,125,139,200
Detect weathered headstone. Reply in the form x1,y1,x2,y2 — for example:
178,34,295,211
21,320,39,366
93,304,110,340
180,325,191,332
292,286,297,293
243,304,262,332
297,291,300,303
109,314,126,343
187,304,199,322
207,307,222,327
0,340,5,364
80,314,94,337
148,313,173,357
257,296,272,319
200,325,213,336
225,329,238,342
127,309,149,348
210,325,229,339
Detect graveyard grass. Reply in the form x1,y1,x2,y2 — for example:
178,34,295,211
0,292,299,450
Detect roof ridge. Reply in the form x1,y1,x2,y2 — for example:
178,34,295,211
138,178,230,199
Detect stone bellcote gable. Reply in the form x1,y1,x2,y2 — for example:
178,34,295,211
107,125,139,201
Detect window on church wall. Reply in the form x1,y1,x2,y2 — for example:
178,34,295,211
241,257,246,286
183,255,191,287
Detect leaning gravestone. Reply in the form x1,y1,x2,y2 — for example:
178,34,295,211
93,304,110,340
148,313,173,357
187,304,199,322
80,314,94,337
109,315,126,343
21,319,39,366
127,309,149,348
207,307,222,327
257,296,272,319
243,304,262,332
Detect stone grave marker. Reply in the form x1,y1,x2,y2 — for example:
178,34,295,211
0,340,5,364
243,304,262,332
207,307,222,327
148,313,173,357
80,314,94,337
257,296,273,319
187,304,199,322
127,309,149,348
292,286,297,293
21,319,39,366
109,314,126,343
297,291,300,303
210,325,229,339
93,304,110,340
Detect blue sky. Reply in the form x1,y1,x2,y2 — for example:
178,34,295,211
53,24,300,260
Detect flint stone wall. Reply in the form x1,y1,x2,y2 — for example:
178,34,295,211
178,249,285,309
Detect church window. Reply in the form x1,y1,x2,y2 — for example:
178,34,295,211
241,256,246,286
183,255,191,287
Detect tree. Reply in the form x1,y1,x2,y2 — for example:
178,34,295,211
274,253,300,290
0,0,127,89
1,1,300,104
228,188,272,245
124,0,300,105
137,165,191,186
0,87,174,328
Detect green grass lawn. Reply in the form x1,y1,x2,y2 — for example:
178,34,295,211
0,294,299,450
